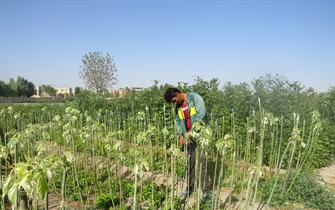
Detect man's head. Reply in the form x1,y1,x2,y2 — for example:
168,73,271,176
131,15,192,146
164,88,184,105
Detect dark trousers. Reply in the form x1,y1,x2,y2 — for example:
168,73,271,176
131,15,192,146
186,140,210,192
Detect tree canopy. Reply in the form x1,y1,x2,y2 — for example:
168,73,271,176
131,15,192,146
16,76,35,97
0,76,35,97
79,52,118,93
38,85,57,97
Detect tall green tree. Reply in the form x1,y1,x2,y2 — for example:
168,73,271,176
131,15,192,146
314,87,335,166
7,78,18,97
79,52,118,93
74,86,83,95
1,77,35,97
251,73,308,116
0,81,11,97
16,76,35,97
39,85,57,97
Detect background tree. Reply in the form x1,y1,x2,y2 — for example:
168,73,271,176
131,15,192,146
7,78,18,96
74,86,83,96
1,77,35,97
16,76,35,97
38,85,57,97
79,52,118,93
0,81,11,97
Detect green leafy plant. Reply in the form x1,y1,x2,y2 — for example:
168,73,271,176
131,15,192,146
1,75,335,210
259,170,335,209
288,171,335,210
94,193,116,209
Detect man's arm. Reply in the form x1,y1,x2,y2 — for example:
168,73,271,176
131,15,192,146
175,108,183,136
193,93,207,121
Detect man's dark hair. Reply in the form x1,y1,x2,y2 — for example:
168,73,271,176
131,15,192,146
164,88,181,102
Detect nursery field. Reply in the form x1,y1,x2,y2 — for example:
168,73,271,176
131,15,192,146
0,76,335,210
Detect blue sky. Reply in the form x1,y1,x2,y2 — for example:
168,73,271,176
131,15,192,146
1,0,334,92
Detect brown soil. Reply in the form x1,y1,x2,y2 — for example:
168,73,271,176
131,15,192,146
318,164,335,189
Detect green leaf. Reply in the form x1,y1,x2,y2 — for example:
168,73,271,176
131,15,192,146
2,173,13,196
8,184,18,207
19,174,32,196
38,176,48,200
14,162,28,179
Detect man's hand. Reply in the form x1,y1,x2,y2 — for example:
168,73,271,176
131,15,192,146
180,131,193,145
186,130,192,139
180,136,186,145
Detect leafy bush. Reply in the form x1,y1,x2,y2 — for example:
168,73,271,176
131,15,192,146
70,90,110,115
259,171,335,209
94,193,118,209
259,176,286,207
142,180,166,207
288,171,335,210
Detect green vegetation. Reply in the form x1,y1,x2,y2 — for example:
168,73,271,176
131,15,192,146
259,171,335,210
0,76,35,98
0,74,334,209
38,85,57,97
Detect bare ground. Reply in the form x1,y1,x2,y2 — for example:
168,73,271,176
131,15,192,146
317,164,335,189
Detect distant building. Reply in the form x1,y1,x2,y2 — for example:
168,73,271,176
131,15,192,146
111,89,127,97
55,87,73,96
33,86,73,97
110,87,143,97
131,87,144,91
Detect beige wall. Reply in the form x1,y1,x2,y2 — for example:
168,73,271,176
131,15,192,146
55,87,73,96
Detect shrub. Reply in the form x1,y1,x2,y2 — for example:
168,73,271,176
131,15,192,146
94,193,117,209
287,171,335,210
259,170,335,209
